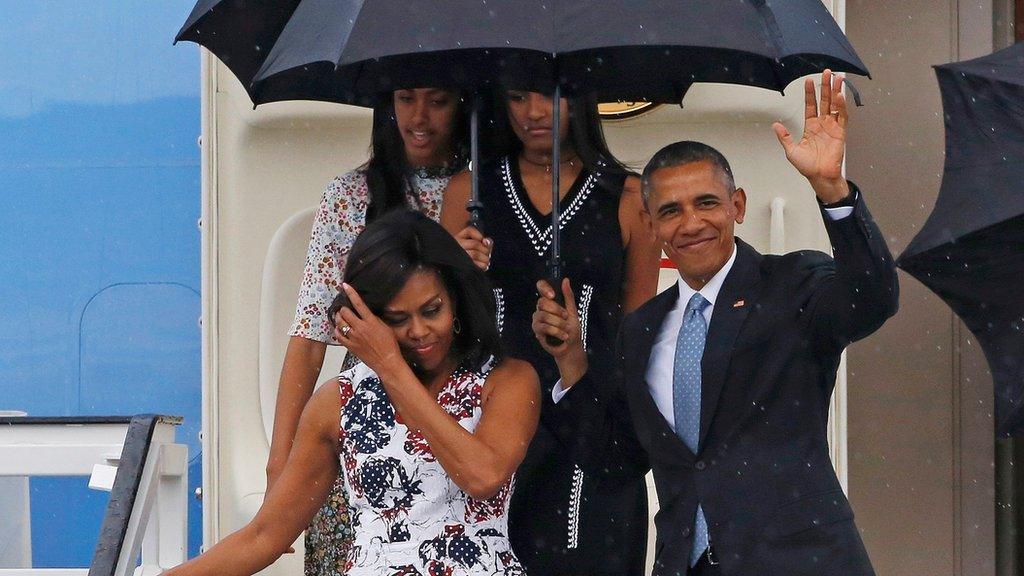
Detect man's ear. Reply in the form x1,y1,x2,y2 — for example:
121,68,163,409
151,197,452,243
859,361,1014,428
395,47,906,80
732,188,747,224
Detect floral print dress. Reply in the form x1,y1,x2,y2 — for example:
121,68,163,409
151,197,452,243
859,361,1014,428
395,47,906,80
337,360,523,576
290,167,454,576
289,168,450,344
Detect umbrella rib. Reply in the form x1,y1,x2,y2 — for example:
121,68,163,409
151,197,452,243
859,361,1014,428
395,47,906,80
751,1,785,59
750,1,790,92
334,0,372,70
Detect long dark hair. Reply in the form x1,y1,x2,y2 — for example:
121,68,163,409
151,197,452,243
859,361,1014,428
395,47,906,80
363,93,470,223
489,90,631,181
328,210,502,371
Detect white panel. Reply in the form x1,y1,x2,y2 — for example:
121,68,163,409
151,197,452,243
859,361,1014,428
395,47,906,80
89,464,119,492
0,424,127,446
257,208,349,445
0,445,123,476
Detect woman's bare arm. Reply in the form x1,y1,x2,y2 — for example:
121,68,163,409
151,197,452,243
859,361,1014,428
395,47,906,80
619,175,661,313
335,282,538,500
377,358,540,500
440,171,472,235
166,380,342,576
266,335,327,489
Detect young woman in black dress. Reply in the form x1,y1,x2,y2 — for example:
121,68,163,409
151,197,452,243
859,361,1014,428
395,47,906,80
441,90,660,575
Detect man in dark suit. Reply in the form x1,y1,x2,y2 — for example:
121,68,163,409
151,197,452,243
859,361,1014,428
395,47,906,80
532,70,898,576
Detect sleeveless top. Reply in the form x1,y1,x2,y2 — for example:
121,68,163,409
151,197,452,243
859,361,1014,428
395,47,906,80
336,359,524,576
480,155,625,383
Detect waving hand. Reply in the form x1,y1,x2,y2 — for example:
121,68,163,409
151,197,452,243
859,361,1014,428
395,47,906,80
772,70,851,203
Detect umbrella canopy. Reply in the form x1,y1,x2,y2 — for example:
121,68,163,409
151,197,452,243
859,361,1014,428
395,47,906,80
175,0,304,103
538,0,869,103
176,0,869,344
897,42,1024,436
177,0,867,106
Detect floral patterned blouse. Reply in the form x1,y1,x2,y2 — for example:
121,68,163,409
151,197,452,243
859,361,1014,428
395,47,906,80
289,168,452,344
336,359,523,576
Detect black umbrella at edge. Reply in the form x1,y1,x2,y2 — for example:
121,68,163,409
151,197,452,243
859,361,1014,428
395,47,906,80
897,42,1024,436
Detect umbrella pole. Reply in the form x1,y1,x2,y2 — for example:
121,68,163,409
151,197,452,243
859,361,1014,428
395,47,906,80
549,83,562,279
545,84,565,346
467,93,484,231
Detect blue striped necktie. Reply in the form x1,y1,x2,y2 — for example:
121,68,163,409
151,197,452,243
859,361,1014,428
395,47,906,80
673,292,711,566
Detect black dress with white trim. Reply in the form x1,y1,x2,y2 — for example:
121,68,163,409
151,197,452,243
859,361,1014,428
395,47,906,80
477,155,648,576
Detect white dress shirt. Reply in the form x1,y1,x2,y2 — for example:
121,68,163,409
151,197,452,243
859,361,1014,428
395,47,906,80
645,245,736,432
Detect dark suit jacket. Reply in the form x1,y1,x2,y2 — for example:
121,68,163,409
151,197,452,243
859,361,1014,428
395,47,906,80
557,188,898,576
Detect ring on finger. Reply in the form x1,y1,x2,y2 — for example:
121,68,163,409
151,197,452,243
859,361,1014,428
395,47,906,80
341,325,352,338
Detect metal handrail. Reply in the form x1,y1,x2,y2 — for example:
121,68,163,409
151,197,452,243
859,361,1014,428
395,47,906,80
89,415,164,576
0,415,186,576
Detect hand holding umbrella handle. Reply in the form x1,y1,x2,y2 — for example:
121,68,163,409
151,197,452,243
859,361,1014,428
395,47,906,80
545,262,566,347
534,275,584,357
466,199,485,232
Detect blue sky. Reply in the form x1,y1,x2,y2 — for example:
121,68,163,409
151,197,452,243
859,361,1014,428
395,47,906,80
0,1,199,117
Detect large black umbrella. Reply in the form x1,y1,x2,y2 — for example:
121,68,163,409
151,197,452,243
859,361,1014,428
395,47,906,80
897,43,1024,437
176,1,868,297
201,1,868,105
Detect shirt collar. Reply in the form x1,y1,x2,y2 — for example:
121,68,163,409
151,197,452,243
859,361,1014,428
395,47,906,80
674,242,738,313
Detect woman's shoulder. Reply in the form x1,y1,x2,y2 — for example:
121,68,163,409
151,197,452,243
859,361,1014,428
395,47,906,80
439,166,477,209
447,168,471,188
304,377,343,434
485,357,539,388
479,357,539,405
618,174,644,209
322,168,370,202
316,169,371,227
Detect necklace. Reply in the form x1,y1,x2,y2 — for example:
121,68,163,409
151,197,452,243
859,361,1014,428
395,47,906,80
520,153,579,174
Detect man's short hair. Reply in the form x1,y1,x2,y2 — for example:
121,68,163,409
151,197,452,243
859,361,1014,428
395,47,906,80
641,141,736,207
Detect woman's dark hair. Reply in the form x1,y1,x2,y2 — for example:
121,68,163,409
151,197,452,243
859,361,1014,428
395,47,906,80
489,89,631,183
328,210,502,371
363,92,470,223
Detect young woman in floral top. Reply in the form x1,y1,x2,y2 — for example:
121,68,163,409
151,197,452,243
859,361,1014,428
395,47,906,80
267,87,487,576
170,211,538,576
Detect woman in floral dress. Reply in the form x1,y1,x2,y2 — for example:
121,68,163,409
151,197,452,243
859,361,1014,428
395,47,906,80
169,210,538,576
267,88,488,576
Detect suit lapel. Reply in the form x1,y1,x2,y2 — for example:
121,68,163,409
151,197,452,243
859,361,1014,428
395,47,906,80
698,239,763,448
629,284,697,461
